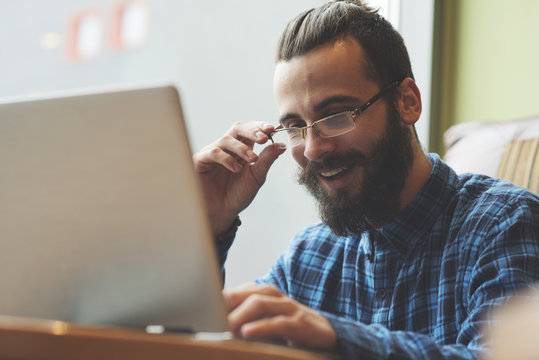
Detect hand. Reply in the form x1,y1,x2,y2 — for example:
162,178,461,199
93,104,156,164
193,122,286,235
223,283,337,350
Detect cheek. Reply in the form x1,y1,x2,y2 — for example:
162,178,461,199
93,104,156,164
291,146,307,168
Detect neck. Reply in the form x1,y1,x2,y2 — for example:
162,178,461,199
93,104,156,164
399,141,433,211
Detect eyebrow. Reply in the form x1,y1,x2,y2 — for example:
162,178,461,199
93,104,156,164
278,94,361,124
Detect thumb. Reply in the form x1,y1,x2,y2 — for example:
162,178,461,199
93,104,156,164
249,144,287,186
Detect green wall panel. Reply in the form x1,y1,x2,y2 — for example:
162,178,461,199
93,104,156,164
452,0,539,124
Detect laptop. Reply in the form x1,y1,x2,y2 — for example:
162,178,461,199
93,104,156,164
0,85,228,333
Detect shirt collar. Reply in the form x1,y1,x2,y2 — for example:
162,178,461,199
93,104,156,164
377,153,458,255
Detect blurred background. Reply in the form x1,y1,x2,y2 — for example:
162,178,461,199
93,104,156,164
1,0,538,287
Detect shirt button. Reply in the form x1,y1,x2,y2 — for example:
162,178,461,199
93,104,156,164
377,288,387,299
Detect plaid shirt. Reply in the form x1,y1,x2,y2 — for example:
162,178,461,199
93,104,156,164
218,154,539,359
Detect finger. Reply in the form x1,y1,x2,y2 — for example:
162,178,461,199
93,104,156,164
193,145,244,173
239,312,337,350
193,135,259,173
248,143,287,186
223,283,283,312
227,122,275,146
193,122,277,173
240,315,297,342
218,134,260,164
228,294,294,333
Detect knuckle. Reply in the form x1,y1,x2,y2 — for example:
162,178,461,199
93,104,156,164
246,294,267,310
222,288,233,299
238,283,258,292
260,284,283,296
276,314,294,325
292,309,307,323
224,158,239,171
252,127,266,138
228,121,243,133
273,315,298,337
222,134,235,143
228,294,242,307
272,315,292,329
208,147,222,157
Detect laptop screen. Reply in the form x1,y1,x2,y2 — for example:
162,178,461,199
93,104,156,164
0,85,228,332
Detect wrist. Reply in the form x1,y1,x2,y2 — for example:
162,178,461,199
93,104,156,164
214,216,241,242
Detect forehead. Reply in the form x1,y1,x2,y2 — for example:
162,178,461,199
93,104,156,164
273,37,376,107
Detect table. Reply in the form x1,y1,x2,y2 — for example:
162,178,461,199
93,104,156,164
0,316,332,360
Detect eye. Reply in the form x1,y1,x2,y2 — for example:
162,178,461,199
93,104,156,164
321,112,354,130
283,119,305,129
322,108,354,118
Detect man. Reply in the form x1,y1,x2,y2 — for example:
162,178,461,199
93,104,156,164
193,1,539,359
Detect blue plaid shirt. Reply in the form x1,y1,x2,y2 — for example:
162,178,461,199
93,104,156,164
218,154,539,359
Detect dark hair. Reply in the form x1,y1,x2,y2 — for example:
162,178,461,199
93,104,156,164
276,0,414,88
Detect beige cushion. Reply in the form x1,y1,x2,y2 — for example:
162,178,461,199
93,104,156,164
497,138,539,193
443,116,539,193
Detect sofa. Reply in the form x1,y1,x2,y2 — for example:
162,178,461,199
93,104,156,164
443,116,539,194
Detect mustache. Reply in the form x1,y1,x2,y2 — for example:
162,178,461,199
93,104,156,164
302,150,377,175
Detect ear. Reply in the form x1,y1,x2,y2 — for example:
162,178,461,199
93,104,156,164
396,78,422,125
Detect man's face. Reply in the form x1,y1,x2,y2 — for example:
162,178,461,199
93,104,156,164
273,37,414,235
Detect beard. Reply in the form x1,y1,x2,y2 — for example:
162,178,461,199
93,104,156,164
297,104,414,236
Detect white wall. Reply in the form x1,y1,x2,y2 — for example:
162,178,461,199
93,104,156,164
0,0,324,288
0,0,433,287
370,0,434,150
398,0,434,151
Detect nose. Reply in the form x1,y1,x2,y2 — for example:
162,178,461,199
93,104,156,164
302,128,336,162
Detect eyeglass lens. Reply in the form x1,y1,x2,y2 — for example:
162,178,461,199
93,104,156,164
270,112,355,147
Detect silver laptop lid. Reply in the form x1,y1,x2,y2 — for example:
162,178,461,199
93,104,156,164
0,85,228,332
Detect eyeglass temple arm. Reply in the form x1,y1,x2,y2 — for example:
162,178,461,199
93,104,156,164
356,80,401,115
267,124,285,144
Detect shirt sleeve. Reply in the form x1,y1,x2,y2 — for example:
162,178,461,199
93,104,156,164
254,251,290,293
213,235,236,286
323,314,478,360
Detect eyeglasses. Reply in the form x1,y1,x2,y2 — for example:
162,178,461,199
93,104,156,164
268,80,400,148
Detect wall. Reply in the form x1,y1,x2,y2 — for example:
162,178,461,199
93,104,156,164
447,0,539,126
0,0,324,288
0,0,434,288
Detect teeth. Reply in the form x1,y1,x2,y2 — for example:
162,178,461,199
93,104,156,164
320,167,346,177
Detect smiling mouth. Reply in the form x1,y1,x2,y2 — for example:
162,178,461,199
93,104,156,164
320,167,347,178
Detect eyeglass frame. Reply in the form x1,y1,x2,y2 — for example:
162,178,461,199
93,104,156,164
268,80,401,147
